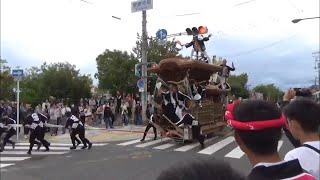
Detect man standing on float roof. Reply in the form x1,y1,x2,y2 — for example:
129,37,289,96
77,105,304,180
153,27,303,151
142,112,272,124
184,34,212,64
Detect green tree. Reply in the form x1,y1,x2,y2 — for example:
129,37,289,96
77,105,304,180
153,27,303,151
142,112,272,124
132,34,181,92
0,59,15,101
19,66,42,105
132,33,181,64
95,49,138,95
20,62,92,105
253,84,284,102
228,73,250,99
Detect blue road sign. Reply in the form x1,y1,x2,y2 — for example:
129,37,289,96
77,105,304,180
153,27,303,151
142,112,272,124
156,29,167,40
137,79,145,88
12,69,24,77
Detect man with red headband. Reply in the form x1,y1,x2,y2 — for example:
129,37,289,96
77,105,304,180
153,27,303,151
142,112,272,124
226,100,316,180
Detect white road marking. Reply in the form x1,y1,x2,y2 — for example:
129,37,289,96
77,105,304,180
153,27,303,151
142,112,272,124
117,138,151,146
12,143,107,146
198,137,235,155
225,146,244,159
174,137,218,152
225,140,284,159
0,151,69,155
153,143,176,150
278,141,283,151
0,157,30,161
135,138,170,148
0,163,15,168
12,146,71,151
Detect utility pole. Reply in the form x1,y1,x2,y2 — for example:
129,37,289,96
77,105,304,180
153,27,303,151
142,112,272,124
141,10,148,123
131,0,153,124
313,51,320,89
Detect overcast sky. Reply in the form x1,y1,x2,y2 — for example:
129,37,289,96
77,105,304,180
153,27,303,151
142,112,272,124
1,0,319,90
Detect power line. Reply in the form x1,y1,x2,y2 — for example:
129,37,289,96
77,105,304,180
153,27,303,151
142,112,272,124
175,12,200,17
286,0,304,13
233,0,258,6
80,0,93,4
224,34,298,58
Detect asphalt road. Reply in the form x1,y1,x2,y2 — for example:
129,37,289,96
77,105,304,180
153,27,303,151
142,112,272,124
0,134,295,180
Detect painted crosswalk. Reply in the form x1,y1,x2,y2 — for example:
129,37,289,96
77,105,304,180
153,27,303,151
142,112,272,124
153,143,176,150
135,138,170,148
198,136,235,155
116,136,287,159
0,142,108,169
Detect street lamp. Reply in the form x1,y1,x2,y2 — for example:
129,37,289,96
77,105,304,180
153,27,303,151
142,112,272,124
292,17,320,23
111,16,121,20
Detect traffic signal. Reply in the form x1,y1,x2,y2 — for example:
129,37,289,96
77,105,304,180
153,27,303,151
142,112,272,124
135,64,141,76
198,26,208,34
147,79,151,90
186,26,208,35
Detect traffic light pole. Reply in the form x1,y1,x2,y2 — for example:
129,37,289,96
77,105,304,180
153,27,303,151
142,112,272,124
141,10,148,124
16,79,20,141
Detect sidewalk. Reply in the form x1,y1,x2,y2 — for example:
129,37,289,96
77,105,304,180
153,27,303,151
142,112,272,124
15,125,151,144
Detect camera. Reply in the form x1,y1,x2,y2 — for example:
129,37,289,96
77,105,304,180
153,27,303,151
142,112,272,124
293,88,312,97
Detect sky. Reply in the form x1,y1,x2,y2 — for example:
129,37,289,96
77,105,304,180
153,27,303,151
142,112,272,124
1,0,319,90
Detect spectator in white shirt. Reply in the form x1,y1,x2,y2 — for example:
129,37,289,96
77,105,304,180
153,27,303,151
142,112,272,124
84,104,93,126
283,98,320,179
42,99,50,112
61,104,71,134
49,104,59,136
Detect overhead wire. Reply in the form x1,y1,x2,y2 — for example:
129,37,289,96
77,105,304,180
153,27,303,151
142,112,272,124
80,0,93,4
233,0,258,6
223,34,298,58
285,0,304,13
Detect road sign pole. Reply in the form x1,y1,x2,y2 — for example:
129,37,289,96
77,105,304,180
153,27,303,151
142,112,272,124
141,10,148,124
131,0,153,124
16,79,20,141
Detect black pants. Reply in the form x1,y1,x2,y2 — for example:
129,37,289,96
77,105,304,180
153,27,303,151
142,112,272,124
75,136,81,144
192,125,205,145
29,126,50,152
0,129,4,138
70,126,91,147
24,126,30,135
2,128,16,148
116,105,121,115
111,114,115,126
163,104,179,123
142,123,157,140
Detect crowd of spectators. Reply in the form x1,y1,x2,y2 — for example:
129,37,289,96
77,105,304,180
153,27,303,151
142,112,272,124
0,91,151,138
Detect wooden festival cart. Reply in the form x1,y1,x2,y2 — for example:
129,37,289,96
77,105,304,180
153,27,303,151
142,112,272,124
147,58,231,143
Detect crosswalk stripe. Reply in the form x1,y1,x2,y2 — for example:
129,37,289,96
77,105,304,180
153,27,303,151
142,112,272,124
225,140,284,159
0,151,69,155
0,157,31,161
174,142,201,152
136,138,170,148
278,141,283,151
12,146,71,151
153,143,176,150
13,143,107,146
198,137,235,155
225,146,243,159
117,138,150,146
0,163,14,168
174,137,218,152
